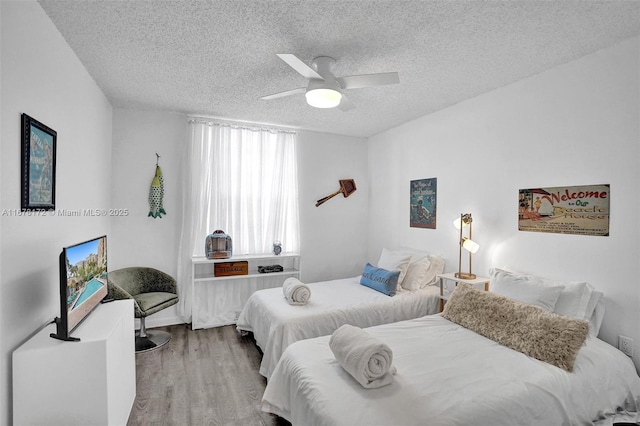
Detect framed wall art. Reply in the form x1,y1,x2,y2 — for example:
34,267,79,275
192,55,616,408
518,184,609,236
410,178,437,229
21,113,57,211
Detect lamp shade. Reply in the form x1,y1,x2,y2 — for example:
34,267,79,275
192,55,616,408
305,88,342,108
453,214,472,230
461,237,480,254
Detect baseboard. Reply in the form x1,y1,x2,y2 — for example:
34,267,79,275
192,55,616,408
191,320,236,330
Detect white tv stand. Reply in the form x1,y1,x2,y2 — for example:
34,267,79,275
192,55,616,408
13,300,136,426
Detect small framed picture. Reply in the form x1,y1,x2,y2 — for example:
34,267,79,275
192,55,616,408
21,113,57,211
410,178,437,229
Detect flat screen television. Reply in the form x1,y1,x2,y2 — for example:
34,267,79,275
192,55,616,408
50,235,108,341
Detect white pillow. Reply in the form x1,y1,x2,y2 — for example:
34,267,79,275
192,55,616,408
423,254,445,287
586,291,605,336
489,268,564,311
490,267,597,320
552,281,594,320
397,248,446,290
401,253,431,291
377,248,412,288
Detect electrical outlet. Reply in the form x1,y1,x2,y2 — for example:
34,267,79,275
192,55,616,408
619,335,634,357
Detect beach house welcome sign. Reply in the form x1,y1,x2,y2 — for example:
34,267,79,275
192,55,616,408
518,184,610,236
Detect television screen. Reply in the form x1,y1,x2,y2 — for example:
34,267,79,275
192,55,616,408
51,235,108,341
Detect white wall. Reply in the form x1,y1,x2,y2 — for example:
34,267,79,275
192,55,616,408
0,1,113,424
368,36,640,370
109,116,370,327
297,130,369,282
110,108,186,327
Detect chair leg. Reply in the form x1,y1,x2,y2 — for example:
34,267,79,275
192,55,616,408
135,316,172,353
139,316,148,338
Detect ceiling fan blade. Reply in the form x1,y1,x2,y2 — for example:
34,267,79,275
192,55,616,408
338,93,355,112
277,54,323,80
260,87,305,100
337,72,400,90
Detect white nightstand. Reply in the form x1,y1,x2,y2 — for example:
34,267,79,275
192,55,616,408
437,272,490,312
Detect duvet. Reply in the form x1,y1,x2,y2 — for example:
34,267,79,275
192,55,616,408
262,314,640,426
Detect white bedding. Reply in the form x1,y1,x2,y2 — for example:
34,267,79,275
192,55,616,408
236,276,440,379
262,314,640,426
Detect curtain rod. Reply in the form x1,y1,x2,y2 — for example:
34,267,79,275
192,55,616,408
187,116,297,134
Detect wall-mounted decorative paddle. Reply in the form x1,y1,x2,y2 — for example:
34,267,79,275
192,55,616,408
315,179,357,207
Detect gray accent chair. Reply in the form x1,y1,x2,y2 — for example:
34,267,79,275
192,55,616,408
107,267,179,353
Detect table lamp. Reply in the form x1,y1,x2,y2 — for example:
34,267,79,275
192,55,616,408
453,213,480,279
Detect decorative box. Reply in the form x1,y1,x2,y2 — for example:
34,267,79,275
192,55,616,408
214,261,248,277
205,230,232,259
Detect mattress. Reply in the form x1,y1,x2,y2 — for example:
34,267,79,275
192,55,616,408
262,314,640,426
236,276,440,379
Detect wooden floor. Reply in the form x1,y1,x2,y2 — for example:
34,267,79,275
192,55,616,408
127,324,291,426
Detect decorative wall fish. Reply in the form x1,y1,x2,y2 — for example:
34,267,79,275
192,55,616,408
148,155,166,218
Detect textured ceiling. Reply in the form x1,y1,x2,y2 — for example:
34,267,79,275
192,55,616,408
38,1,640,138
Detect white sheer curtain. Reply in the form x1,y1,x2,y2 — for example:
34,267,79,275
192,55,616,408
176,118,300,323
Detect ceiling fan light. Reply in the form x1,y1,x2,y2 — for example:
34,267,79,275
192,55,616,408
305,88,342,108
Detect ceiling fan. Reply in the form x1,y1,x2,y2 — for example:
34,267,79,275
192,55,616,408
260,54,400,111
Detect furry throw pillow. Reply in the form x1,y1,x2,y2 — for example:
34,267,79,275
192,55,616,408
442,282,589,372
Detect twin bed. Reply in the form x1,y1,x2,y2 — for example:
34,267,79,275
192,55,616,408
236,250,640,425
236,248,445,379
262,314,640,425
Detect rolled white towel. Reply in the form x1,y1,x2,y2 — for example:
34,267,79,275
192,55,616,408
282,277,311,305
329,324,397,389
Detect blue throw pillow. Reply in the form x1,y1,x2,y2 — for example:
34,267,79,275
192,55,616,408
360,263,399,296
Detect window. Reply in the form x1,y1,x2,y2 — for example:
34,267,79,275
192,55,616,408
176,119,299,321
